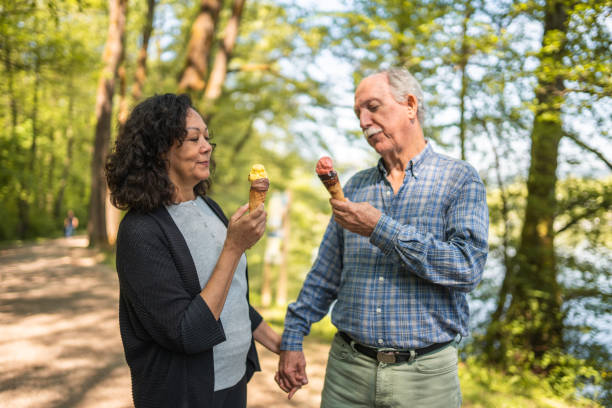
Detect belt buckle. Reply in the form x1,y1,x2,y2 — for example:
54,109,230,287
376,351,396,363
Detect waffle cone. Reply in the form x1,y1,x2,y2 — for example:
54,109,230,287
249,189,267,212
325,181,346,201
318,172,346,201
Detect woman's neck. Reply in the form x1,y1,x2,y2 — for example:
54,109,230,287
173,186,196,203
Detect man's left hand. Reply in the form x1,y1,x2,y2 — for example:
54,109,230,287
330,198,382,237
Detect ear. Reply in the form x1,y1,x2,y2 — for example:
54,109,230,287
404,94,418,121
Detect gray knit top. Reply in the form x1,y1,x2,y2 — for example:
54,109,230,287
167,197,251,391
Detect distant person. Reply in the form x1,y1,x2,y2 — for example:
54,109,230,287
105,93,281,408
63,210,78,237
276,68,489,407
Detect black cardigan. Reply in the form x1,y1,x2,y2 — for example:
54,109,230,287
115,196,262,408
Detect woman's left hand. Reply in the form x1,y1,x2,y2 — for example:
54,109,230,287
253,320,281,354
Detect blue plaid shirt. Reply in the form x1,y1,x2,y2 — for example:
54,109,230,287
282,143,489,350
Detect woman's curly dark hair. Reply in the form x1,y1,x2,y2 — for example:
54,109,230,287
105,93,215,212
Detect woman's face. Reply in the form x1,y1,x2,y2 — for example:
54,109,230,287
167,108,214,193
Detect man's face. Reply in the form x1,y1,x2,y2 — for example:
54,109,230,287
353,73,416,155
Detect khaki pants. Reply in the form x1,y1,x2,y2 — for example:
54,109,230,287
321,333,462,408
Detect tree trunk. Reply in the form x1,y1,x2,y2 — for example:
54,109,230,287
3,44,18,142
131,0,156,102
54,88,75,220
457,4,473,161
45,128,56,213
117,64,129,130
18,51,42,239
482,109,514,361
88,0,128,248
54,137,74,220
489,0,568,370
276,189,291,306
178,0,223,92
261,262,272,307
29,52,40,173
16,196,29,240
109,62,128,244
203,0,246,102
4,43,27,238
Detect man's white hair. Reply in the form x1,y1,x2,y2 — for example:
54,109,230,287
380,67,426,125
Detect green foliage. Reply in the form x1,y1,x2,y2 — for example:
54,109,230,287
460,355,602,407
0,0,104,240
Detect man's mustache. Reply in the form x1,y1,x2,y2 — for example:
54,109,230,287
363,127,389,139
363,127,384,138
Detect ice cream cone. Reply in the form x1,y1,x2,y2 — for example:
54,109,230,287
249,189,267,213
316,156,346,201
248,164,269,212
318,171,346,201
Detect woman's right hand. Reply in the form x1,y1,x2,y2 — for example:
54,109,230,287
225,203,267,253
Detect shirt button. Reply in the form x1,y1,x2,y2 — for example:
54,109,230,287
379,276,384,281
378,339,384,345
376,308,382,313
386,191,391,195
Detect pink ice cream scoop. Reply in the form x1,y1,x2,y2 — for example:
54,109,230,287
316,156,346,201
316,156,334,175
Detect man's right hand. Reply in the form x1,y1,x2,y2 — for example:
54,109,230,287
276,350,308,399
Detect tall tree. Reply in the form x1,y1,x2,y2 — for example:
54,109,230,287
178,0,223,92
493,0,568,366
456,1,475,161
88,0,128,247
53,87,75,220
203,0,246,102
131,0,156,102
483,0,612,378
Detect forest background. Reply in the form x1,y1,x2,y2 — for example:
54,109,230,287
0,0,610,406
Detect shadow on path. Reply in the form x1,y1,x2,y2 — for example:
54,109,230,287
0,237,132,408
0,236,328,407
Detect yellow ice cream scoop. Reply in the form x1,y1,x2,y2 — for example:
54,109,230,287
248,164,268,181
248,164,269,212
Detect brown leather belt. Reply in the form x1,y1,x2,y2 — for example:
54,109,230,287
338,332,453,364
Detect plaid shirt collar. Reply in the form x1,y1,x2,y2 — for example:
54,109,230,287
376,141,432,180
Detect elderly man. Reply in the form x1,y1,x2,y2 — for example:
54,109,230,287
276,67,489,407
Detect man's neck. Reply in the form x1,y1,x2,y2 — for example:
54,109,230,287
381,134,426,193
382,135,426,172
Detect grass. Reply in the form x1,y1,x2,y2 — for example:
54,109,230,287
460,358,602,408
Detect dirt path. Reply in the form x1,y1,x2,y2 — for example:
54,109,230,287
0,237,327,407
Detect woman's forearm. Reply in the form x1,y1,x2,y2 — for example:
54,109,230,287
253,320,282,354
201,204,267,321
200,242,243,320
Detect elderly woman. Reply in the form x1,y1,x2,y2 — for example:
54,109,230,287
105,93,280,408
